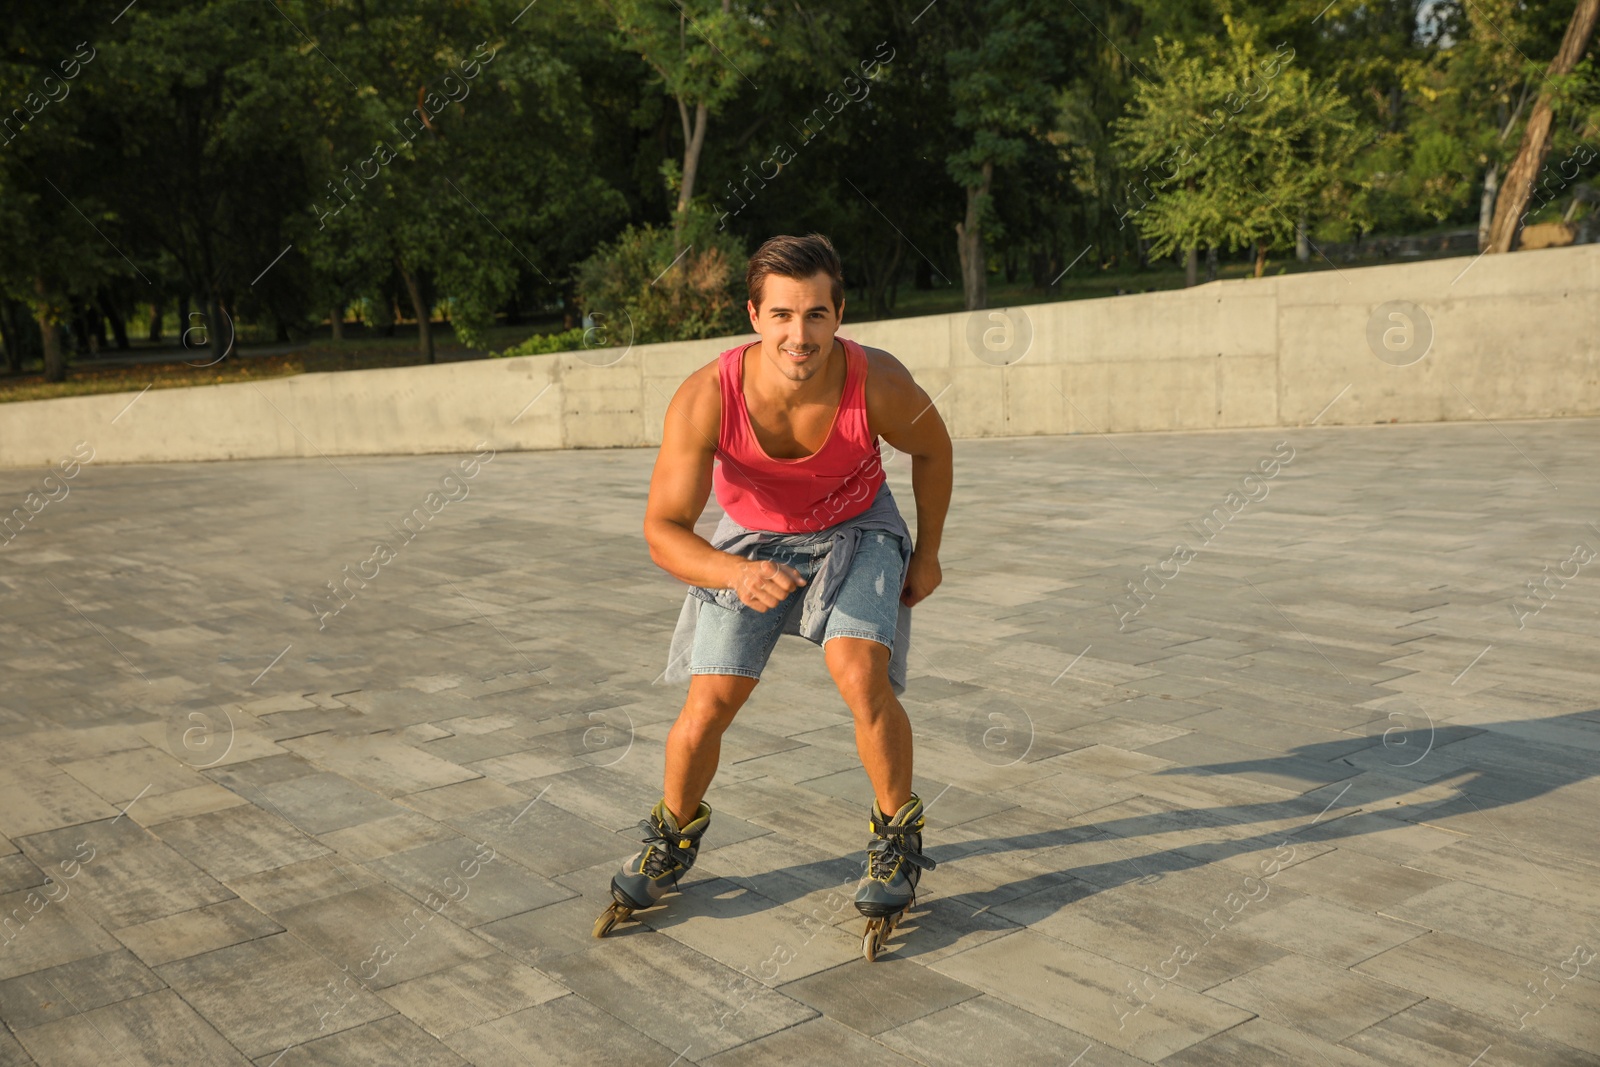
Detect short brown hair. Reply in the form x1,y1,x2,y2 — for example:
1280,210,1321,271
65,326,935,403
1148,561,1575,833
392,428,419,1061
746,233,844,312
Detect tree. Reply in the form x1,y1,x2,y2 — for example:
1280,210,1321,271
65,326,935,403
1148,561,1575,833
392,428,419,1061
941,0,1066,309
1487,0,1600,251
1113,19,1367,278
597,0,774,233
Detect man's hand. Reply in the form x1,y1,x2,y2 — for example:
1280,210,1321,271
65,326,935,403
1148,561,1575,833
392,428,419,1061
900,550,941,607
733,557,806,612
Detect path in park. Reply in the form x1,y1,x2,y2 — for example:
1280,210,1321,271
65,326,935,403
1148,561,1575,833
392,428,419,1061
1,417,1597,1065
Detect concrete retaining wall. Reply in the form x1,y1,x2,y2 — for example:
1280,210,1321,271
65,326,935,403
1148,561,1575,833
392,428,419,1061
2,243,1597,469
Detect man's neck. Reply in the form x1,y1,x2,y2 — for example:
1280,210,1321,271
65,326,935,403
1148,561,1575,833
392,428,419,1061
749,337,844,409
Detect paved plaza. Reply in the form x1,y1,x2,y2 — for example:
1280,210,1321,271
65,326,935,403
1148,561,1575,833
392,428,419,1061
1,415,1598,1065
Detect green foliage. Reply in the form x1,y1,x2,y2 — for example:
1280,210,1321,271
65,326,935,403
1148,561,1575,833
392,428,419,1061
575,208,747,344
493,328,589,357
1112,17,1369,262
4,0,1597,381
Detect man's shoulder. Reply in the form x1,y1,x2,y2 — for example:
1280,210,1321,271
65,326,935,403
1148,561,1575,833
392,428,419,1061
857,343,916,406
659,355,726,450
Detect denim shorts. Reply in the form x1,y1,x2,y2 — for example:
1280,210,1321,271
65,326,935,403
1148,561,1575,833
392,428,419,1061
690,530,906,681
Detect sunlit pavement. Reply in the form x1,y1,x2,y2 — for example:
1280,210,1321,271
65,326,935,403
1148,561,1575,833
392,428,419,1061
2,417,1597,1065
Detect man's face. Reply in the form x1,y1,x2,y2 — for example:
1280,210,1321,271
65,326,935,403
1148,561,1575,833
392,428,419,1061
748,271,843,383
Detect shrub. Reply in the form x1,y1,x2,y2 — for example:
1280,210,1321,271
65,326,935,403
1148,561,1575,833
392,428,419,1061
493,327,587,358
575,209,747,344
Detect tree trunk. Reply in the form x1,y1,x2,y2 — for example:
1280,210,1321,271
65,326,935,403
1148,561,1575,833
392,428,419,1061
1254,241,1269,278
330,308,344,342
1295,215,1310,262
676,98,709,219
1478,162,1500,251
1487,0,1600,253
1205,245,1219,282
34,276,65,383
7,299,37,373
1184,247,1198,287
100,289,129,350
206,291,226,366
0,300,16,374
397,258,434,363
955,160,993,311
147,299,163,343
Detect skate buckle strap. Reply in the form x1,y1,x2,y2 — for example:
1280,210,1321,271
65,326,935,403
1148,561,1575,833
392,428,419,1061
637,819,699,878
876,838,934,870
868,815,925,836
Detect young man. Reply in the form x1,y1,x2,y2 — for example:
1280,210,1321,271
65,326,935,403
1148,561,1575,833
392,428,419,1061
597,234,953,953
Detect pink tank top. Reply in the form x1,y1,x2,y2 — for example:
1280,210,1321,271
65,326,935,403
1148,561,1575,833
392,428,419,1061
712,337,886,534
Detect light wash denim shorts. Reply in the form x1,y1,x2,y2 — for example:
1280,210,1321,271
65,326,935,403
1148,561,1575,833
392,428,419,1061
689,530,906,681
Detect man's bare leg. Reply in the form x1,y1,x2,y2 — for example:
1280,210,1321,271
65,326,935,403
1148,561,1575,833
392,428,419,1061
823,636,912,814
663,672,760,825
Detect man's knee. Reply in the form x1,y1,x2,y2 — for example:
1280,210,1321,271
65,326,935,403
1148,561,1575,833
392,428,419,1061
678,675,756,736
825,638,892,709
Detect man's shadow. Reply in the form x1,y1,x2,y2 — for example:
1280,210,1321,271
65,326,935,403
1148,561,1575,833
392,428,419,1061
686,709,1600,957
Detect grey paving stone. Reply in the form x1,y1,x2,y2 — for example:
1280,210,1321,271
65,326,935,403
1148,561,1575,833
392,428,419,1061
1204,954,1425,1043
1378,881,1593,964
205,753,322,791
0,767,118,840
255,1014,468,1066
442,994,681,1066
779,955,980,1035
395,779,532,821
0,1028,27,1067
253,772,406,835
1338,996,1597,1067
699,1016,922,1065
274,884,497,990
364,837,575,927
127,782,250,826
540,931,815,1058
930,929,1251,1060
226,854,382,915
646,876,863,986
1351,930,1600,1055
12,988,249,1065
6,421,1600,1063
473,896,613,969
0,887,123,983
154,932,395,1057
1158,1016,1391,1067
19,818,234,929
875,993,1152,1067
1400,836,1600,922
155,804,330,882
280,733,479,796
317,810,460,861
1262,846,1448,910
112,897,283,967
1009,887,1291,992
375,953,567,1038
1227,895,1426,968
0,948,165,1030
0,854,45,897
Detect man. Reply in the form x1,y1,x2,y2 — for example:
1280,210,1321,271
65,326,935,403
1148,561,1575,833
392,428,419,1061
596,234,953,954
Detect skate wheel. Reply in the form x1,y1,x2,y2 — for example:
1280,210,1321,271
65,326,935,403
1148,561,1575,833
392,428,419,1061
593,902,632,939
862,918,889,962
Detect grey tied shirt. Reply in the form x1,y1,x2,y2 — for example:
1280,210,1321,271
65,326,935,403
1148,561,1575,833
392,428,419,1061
663,481,914,695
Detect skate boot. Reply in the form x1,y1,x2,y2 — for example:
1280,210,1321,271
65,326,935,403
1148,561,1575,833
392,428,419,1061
593,799,711,938
855,793,936,961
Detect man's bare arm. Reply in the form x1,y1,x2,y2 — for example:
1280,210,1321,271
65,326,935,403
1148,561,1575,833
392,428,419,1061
642,369,803,612
868,349,953,557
